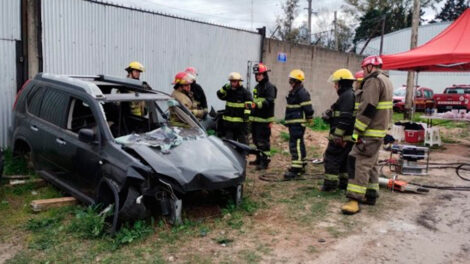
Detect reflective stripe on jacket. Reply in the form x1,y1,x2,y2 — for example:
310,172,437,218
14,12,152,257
250,79,277,123
354,71,394,138
217,84,253,123
285,84,314,125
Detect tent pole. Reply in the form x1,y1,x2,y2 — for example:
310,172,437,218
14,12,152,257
412,71,419,121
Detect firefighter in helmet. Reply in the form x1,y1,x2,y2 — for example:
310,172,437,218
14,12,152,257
354,70,364,91
284,69,314,180
341,56,393,215
321,69,356,191
250,63,277,170
125,61,146,116
170,72,205,125
185,67,208,120
217,72,253,144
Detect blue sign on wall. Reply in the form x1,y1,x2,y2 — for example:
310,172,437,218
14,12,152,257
277,52,287,63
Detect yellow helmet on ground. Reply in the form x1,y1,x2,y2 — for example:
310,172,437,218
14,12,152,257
289,69,305,82
328,68,355,83
228,72,243,81
125,61,145,72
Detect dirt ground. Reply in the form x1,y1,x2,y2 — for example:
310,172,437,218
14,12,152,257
1,123,470,263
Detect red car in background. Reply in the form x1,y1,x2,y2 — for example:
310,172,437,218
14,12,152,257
434,85,470,112
393,86,435,112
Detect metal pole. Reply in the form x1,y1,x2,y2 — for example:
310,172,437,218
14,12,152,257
379,16,386,55
334,11,338,50
307,0,312,44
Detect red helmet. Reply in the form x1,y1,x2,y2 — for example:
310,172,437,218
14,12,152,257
354,70,364,81
253,63,269,74
185,67,197,76
361,56,383,67
172,72,193,85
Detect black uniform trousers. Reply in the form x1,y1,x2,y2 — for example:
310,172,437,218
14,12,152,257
288,124,306,169
324,141,354,182
224,122,248,144
252,122,271,155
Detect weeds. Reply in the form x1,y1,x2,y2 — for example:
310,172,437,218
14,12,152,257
280,131,290,141
2,149,34,176
67,205,109,239
112,220,154,250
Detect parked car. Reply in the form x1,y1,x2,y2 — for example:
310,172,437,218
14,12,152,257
433,85,470,113
9,73,250,231
393,86,435,112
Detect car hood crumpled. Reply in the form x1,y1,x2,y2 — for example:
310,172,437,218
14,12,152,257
119,129,246,192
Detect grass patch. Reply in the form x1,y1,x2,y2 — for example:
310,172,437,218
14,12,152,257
2,148,34,176
280,131,290,142
306,117,330,131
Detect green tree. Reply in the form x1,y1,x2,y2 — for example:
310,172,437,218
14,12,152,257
435,0,469,21
274,0,302,42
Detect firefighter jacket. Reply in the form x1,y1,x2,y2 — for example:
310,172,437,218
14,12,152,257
353,70,393,139
250,78,277,123
285,84,314,125
328,86,355,140
217,84,253,123
190,81,208,114
171,89,205,119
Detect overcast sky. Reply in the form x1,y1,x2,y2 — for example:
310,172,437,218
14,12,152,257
107,0,443,34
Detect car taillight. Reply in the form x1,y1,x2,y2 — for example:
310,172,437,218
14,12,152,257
13,79,30,110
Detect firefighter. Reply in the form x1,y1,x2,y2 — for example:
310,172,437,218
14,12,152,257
341,56,393,215
250,63,277,170
125,61,145,116
321,69,356,191
170,72,205,123
185,67,208,119
217,72,252,144
284,69,314,180
354,70,364,91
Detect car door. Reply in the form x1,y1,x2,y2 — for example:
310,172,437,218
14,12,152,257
24,85,48,168
61,96,103,196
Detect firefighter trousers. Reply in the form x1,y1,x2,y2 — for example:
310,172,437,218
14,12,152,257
252,122,271,157
288,124,306,169
224,122,248,144
324,140,353,183
346,138,382,201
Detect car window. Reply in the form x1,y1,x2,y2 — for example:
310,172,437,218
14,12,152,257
393,89,406,97
424,90,433,98
26,86,46,116
39,88,69,128
416,90,422,97
67,98,98,134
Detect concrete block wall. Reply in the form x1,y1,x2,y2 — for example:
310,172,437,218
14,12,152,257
262,39,364,118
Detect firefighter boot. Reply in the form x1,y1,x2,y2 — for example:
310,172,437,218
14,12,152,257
256,155,270,170
341,199,360,215
338,177,348,190
363,189,378,205
249,153,260,166
321,179,338,192
284,167,302,181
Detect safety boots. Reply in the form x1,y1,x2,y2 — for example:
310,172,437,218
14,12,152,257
321,179,338,192
284,167,303,180
256,156,270,170
341,199,360,215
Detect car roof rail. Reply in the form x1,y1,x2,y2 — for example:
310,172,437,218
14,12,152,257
95,75,171,96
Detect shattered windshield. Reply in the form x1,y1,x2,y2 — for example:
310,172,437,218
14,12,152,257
102,98,205,153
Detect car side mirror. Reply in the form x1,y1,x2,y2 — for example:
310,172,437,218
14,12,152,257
78,128,97,144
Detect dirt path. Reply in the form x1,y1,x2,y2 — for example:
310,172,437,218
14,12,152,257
311,144,470,264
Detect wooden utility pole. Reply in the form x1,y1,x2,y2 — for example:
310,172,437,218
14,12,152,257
334,11,338,50
404,0,420,120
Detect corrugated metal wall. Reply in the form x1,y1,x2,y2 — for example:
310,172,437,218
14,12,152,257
0,0,21,148
41,0,262,110
357,22,470,93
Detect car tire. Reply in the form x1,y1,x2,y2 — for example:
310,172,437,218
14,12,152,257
118,186,148,222
231,184,243,207
167,196,183,225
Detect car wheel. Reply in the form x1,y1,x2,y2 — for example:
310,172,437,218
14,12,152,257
167,196,183,225
118,186,148,222
232,184,243,207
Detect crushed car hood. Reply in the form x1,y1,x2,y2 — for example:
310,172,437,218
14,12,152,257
118,128,246,192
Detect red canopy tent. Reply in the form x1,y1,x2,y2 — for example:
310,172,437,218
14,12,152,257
381,8,470,72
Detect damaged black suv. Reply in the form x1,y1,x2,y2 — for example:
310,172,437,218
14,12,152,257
9,74,248,230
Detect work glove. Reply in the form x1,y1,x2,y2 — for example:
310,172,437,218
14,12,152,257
332,135,347,148
222,83,230,91
321,109,332,123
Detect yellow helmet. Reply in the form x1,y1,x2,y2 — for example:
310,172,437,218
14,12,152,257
125,61,145,72
289,69,305,82
228,72,243,81
328,68,355,83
